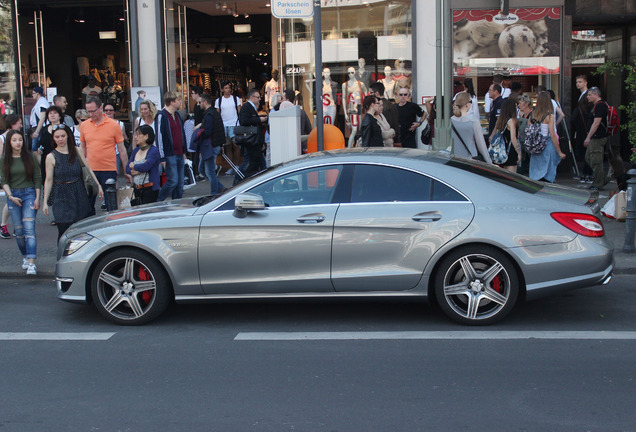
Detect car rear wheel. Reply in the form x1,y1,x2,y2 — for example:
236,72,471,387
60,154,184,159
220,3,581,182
434,246,519,325
91,249,172,325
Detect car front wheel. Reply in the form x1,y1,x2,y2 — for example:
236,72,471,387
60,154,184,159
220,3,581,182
91,249,172,325
434,246,519,325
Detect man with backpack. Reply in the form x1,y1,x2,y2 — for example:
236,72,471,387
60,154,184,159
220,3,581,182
196,93,226,195
584,87,623,190
215,81,242,174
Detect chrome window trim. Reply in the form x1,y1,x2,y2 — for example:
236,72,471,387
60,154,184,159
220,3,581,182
207,159,472,213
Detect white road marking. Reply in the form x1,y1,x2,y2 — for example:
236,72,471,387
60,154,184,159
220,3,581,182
0,332,115,341
235,331,636,341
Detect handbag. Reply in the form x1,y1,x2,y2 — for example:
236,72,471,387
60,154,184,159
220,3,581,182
420,121,431,145
79,158,98,198
233,126,259,147
451,123,485,162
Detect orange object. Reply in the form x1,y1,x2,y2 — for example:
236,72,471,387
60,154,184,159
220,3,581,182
307,124,345,153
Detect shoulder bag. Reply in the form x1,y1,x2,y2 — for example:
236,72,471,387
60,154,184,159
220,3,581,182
451,123,485,162
233,125,259,147
79,157,98,198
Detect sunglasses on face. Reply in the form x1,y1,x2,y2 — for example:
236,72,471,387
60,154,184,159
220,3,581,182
104,108,115,112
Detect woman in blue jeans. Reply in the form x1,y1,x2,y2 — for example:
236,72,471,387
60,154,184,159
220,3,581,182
1,130,41,275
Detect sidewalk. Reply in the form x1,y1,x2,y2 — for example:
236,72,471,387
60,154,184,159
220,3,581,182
1,168,635,279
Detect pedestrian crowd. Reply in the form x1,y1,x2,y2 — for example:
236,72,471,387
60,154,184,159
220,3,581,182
0,73,626,276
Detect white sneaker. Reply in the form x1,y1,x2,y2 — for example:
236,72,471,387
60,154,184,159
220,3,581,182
22,258,29,270
26,263,37,275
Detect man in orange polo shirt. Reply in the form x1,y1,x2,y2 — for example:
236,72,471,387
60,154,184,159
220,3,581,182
80,97,131,213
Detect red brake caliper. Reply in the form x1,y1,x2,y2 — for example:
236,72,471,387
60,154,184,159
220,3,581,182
491,274,502,293
138,267,153,303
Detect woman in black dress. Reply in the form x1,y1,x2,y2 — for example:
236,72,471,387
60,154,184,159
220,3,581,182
42,126,102,239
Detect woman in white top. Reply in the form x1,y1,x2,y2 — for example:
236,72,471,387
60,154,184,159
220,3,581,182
528,92,566,183
463,78,481,121
133,99,157,149
450,92,492,163
74,109,89,147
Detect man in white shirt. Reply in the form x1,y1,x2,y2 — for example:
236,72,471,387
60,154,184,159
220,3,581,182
28,86,50,151
215,81,242,172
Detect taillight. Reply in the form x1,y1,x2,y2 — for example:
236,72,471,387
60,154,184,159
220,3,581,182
551,212,604,237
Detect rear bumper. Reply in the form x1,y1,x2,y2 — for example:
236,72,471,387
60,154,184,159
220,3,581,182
524,262,613,300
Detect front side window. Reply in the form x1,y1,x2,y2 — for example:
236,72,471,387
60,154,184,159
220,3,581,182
249,165,343,207
351,164,465,203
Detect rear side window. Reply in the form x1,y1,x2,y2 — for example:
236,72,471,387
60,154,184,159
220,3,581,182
351,164,465,203
447,157,543,194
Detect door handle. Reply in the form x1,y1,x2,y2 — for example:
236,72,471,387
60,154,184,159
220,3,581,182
412,211,442,222
297,213,326,224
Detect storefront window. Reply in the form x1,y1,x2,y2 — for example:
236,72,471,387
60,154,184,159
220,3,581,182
0,0,17,114
572,30,605,65
280,0,413,139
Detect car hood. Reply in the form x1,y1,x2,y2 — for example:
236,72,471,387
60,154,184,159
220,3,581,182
66,199,201,236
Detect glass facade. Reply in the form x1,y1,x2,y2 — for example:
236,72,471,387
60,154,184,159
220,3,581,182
0,0,17,115
280,0,413,128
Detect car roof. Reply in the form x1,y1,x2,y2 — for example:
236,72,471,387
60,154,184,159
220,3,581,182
281,148,452,170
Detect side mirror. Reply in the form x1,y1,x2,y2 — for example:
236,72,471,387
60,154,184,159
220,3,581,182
233,193,265,218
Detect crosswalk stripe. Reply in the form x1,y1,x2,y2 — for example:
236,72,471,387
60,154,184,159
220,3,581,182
235,331,636,341
0,332,115,341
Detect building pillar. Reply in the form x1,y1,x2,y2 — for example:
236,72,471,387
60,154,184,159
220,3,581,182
129,0,164,88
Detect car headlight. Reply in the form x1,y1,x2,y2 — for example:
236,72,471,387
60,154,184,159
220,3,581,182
63,233,94,256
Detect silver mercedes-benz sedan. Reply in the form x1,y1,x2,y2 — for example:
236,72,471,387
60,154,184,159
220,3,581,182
55,148,613,325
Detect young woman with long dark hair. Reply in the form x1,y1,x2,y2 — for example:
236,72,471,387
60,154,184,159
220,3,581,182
491,98,522,172
0,130,41,275
42,125,102,239
1,114,23,239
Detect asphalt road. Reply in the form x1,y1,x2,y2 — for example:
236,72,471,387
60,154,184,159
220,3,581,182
1,276,635,431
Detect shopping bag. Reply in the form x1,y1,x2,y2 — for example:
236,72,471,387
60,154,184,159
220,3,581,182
615,190,627,222
117,186,134,209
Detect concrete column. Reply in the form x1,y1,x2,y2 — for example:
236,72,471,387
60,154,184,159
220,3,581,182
130,0,164,88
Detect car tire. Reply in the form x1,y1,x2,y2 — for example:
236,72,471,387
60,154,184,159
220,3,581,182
434,246,519,325
90,249,172,325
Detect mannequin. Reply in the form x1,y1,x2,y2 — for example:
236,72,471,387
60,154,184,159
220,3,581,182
392,58,412,93
322,68,339,125
342,66,367,148
265,69,280,111
354,58,371,89
381,66,396,100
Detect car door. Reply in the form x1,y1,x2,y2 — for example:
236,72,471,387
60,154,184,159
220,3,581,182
331,164,474,292
198,165,344,294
